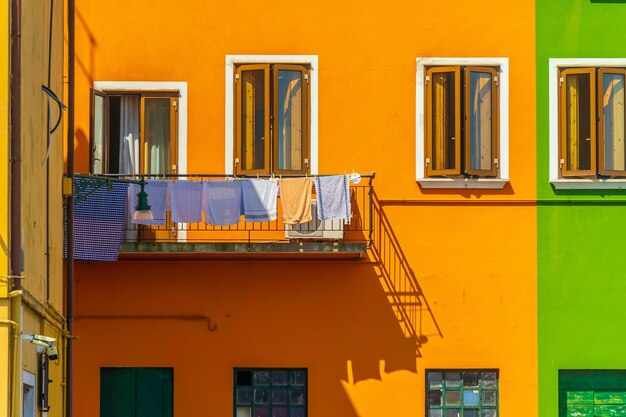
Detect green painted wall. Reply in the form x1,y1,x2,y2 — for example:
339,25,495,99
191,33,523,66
537,1,626,416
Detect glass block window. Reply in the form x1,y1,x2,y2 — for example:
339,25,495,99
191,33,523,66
234,368,307,417
426,369,498,417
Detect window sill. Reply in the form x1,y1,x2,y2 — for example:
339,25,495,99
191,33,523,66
417,178,509,189
551,179,626,190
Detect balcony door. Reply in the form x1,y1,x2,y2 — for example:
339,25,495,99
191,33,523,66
90,89,179,241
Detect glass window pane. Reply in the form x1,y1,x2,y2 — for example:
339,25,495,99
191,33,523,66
464,410,479,417
272,408,288,417
431,71,457,171
428,390,443,406
464,389,480,406
481,410,497,417
272,371,289,386
445,390,461,406
93,94,105,174
254,408,269,417
241,69,266,171
289,388,306,405
237,407,252,417
469,71,493,171
602,72,626,171
144,98,171,175
254,371,271,386
238,370,253,386
428,410,443,417
429,372,443,388
482,390,497,406
481,372,497,388
565,73,592,171
290,408,305,417
254,389,269,404
290,370,306,386
237,388,252,405
446,372,462,388
463,372,479,387
272,389,288,404
277,70,303,171
445,409,461,417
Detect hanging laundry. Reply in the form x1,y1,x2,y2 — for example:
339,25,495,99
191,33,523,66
279,177,313,224
242,179,279,222
64,178,128,262
313,175,351,221
128,180,169,225
169,180,203,223
202,180,243,226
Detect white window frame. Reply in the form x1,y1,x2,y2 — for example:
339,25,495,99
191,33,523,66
225,55,319,175
416,57,509,189
549,58,626,189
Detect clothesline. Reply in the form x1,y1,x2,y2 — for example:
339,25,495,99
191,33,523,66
128,174,363,227
101,171,376,180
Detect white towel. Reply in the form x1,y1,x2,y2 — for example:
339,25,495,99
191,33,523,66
314,175,351,220
242,179,279,222
169,180,203,223
129,180,169,225
202,181,242,226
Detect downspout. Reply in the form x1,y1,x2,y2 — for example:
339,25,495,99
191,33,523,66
66,2,75,417
10,0,21,291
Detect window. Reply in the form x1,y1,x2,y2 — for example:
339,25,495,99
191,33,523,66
100,367,173,417
90,88,179,175
234,64,310,176
426,369,498,417
416,58,509,189
559,67,626,177
560,370,626,417
234,368,307,417
425,66,499,177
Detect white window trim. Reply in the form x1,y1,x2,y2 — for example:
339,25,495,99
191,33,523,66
416,57,509,189
549,58,626,189
225,55,319,175
93,81,188,241
93,81,188,176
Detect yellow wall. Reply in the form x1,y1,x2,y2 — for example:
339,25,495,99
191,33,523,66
17,1,67,417
72,0,537,416
0,0,12,416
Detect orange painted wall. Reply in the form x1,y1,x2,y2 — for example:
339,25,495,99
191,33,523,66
72,0,537,416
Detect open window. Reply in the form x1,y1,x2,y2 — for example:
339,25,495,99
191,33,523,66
89,89,179,175
234,64,310,175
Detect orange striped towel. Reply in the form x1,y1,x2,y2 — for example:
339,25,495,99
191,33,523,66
279,177,313,224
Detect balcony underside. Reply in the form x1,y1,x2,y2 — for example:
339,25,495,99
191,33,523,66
118,241,368,260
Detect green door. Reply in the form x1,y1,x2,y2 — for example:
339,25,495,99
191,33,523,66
559,370,626,417
101,368,173,417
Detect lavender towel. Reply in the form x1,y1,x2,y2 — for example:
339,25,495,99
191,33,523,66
202,181,243,226
242,179,279,222
169,180,203,223
313,175,351,221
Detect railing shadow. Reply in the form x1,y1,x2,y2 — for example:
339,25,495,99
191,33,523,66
370,191,443,357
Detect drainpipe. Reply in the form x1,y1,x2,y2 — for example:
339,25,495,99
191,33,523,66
66,1,75,417
10,0,21,290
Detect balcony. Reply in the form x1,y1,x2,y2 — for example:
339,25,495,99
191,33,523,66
114,173,375,259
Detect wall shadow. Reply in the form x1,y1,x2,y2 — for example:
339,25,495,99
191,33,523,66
370,191,443,357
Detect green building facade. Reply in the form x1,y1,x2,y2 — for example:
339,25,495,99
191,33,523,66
537,0,626,416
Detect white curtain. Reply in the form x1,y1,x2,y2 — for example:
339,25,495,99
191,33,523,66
119,95,140,175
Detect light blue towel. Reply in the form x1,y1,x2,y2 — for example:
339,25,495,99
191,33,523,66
313,175,351,221
202,180,242,226
169,180,203,223
129,180,169,225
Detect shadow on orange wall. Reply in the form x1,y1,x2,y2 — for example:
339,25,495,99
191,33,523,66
371,191,443,357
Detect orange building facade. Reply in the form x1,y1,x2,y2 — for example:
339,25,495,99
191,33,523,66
71,1,537,416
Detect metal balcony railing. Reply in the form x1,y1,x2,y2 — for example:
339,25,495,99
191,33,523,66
102,173,375,248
